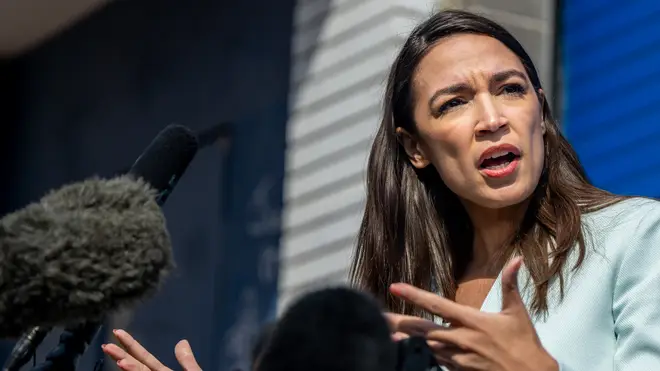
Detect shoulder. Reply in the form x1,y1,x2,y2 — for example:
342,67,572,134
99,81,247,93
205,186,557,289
582,197,660,242
582,199,660,366
581,197,660,286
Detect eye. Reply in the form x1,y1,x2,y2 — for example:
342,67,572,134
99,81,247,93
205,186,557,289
435,97,466,116
501,83,526,96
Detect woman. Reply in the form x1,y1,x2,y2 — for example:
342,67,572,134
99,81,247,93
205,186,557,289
101,9,660,371
351,8,660,371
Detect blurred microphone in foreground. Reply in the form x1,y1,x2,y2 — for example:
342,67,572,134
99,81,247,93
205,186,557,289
101,287,440,371
1,124,198,371
0,176,174,371
0,176,173,338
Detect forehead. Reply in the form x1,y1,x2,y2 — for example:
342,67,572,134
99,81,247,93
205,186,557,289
414,33,527,87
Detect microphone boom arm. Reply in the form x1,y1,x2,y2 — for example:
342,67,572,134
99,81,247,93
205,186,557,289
2,326,52,371
29,322,102,371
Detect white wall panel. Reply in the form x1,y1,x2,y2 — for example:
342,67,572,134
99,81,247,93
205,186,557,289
279,0,437,313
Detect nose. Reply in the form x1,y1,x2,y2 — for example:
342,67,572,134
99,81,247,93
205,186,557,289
474,95,508,136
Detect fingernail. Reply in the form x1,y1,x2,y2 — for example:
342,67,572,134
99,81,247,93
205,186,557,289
101,344,106,349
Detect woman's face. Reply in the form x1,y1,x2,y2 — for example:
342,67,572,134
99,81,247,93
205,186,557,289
399,33,545,209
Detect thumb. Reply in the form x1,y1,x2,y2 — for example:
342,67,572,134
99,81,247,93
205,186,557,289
175,340,202,371
501,256,525,313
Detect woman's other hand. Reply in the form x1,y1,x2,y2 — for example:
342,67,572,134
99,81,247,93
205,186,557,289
387,257,558,371
102,329,202,371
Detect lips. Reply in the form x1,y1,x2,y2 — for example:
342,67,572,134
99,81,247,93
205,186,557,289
478,144,521,170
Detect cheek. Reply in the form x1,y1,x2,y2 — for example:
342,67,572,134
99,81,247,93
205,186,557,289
531,128,545,169
421,127,474,186
524,114,546,178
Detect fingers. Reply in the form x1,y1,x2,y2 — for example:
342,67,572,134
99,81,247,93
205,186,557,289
102,343,139,365
425,327,482,353
386,312,492,369
500,257,526,313
102,343,147,371
426,335,493,370
425,341,463,369
102,343,130,362
391,332,409,341
103,330,200,371
116,359,148,371
384,313,443,336
174,340,202,371
431,345,490,370
112,329,171,371
389,284,484,328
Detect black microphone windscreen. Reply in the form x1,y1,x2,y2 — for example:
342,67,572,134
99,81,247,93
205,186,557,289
257,287,397,371
0,176,173,338
128,124,198,204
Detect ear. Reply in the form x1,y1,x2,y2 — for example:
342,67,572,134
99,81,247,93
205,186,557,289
395,127,430,169
537,88,547,135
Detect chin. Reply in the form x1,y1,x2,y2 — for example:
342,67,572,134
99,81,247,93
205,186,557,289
473,182,536,209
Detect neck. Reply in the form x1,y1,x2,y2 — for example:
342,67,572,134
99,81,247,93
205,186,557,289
462,199,529,269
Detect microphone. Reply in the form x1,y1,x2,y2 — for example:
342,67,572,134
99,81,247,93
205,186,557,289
254,287,441,371
126,124,199,206
0,175,173,337
0,327,50,371
1,124,197,371
0,175,174,370
33,124,199,371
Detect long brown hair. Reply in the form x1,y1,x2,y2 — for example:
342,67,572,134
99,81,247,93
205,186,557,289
349,9,624,318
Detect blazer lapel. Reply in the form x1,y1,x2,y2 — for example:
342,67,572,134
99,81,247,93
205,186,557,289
480,269,504,313
480,261,533,314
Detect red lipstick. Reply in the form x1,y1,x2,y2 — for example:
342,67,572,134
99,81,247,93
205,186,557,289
478,144,521,178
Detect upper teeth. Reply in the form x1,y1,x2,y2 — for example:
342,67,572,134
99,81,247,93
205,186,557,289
486,151,511,160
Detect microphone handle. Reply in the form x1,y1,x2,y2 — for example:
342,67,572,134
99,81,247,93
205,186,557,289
2,326,52,371
29,321,102,371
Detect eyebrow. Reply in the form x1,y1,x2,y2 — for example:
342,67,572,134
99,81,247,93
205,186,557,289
427,69,528,110
491,69,527,85
427,83,470,111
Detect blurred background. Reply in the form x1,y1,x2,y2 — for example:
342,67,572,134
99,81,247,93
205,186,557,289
0,0,655,369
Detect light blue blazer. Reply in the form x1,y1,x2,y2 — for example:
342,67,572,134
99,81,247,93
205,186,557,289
472,197,660,371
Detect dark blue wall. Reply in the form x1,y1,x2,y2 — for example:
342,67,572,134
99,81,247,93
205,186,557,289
561,1,660,196
0,0,292,369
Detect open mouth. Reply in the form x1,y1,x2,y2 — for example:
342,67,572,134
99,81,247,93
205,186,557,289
479,151,520,170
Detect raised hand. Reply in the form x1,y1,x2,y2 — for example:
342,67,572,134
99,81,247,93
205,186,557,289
386,257,558,371
102,329,202,371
